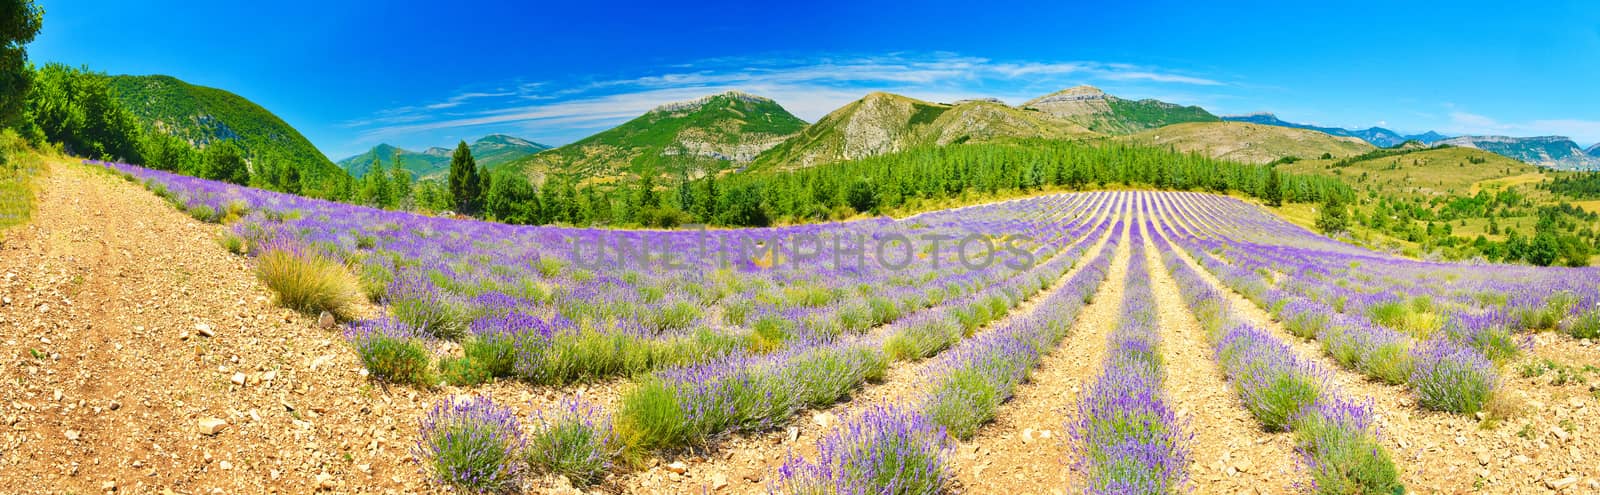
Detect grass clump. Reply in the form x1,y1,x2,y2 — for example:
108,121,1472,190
256,243,362,321
526,398,618,488
884,317,960,361
415,395,525,493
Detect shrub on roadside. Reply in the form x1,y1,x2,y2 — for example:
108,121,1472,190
256,242,361,320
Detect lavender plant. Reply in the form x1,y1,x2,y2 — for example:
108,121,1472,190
526,397,619,487
414,395,526,493
775,406,949,495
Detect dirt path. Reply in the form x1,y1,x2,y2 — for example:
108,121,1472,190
632,210,1125,495
942,214,1130,494
0,162,597,494
1152,217,1600,494
1135,220,1299,494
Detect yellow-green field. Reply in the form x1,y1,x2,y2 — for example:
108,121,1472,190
1280,147,1538,198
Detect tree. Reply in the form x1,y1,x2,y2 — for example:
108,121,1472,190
485,172,537,224
388,154,412,208
0,0,42,130
1264,167,1284,207
845,177,878,213
200,141,249,185
1315,194,1348,235
447,141,482,214
1526,231,1561,267
359,156,392,207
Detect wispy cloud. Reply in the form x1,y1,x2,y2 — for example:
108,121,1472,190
336,52,1225,154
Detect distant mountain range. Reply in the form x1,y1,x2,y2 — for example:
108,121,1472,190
513,85,1224,180
1433,135,1600,171
117,72,1600,191
1221,113,1447,148
337,134,550,179
1222,112,1599,170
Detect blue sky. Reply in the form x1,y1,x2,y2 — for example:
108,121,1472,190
28,0,1600,159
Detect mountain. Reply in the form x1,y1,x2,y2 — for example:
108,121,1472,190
1587,143,1600,158
1435,135,1600,171
1020,85,1218,135
512,90,808,182
107,74,346,181
754,92,1090,170
337,134,550,179
1121,121,1374,164
1221,113,1447,148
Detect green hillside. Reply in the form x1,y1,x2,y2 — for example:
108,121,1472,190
107,75,345,182
1021,85,1218,134
338,134,549,179
511,91,807,183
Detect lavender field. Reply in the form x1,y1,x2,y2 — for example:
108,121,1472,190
94,160,1600,494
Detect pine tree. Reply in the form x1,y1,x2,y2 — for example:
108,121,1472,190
448,141,482,214
1264,167,1284,207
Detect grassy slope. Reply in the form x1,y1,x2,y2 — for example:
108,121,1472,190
1122,121,1374,164
516,92,807,183
1279,147,1541,199
108,75,343,180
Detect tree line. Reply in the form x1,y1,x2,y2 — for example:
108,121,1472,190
471,139,1353,228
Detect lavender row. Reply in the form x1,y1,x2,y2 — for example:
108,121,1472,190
1148,194,1501,414
1148,213,1403,495
1070,219,1188,494
774,204,1125,494
612,201,1122,453
1159,191,1598,342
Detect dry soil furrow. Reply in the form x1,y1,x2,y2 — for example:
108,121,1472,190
634,208,1127,495
1136,220,1298,494
1154,221,1600,494
941,216,1132,494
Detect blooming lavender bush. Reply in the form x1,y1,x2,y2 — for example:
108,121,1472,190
345,318,434,386
526,397,619,487
1409,338,1498,414
415,395,526,493
1292,398,1401,495
775,406,949,495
